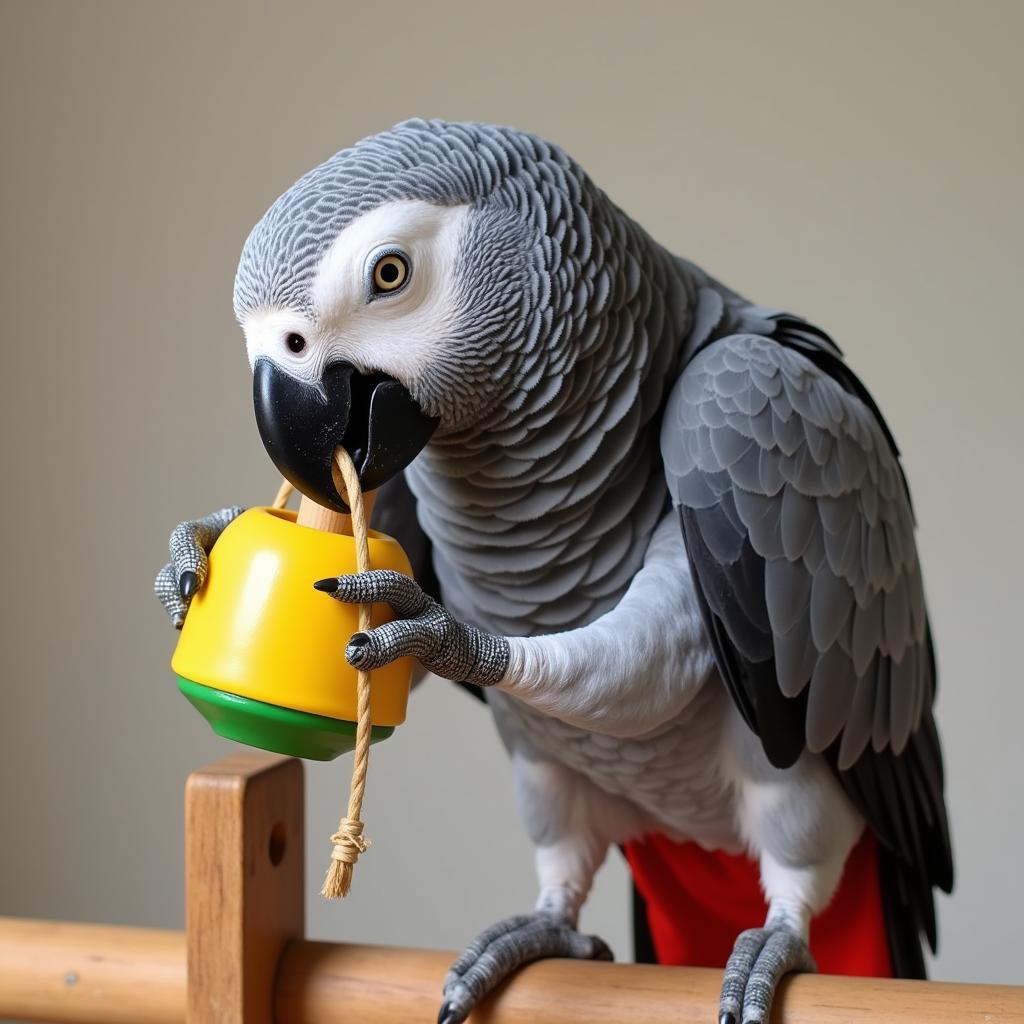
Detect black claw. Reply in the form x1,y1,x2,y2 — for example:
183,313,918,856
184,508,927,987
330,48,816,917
347,632,370,648
313,578,339,593
179,571,197,600
437,1001,453,1024
719,1014,736,1024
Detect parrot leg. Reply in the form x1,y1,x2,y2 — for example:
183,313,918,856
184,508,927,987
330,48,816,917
437,750,634,1024
715,766,860,1023
718,901,816,1024
437,911,612,1024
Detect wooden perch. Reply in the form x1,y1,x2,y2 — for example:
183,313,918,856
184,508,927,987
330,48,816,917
0,752,1020,1024
1,917,1022,1024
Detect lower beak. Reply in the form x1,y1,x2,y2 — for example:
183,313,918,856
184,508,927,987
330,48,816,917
253,358,439,512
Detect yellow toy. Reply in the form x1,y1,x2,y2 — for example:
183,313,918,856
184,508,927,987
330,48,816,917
172,475,414,762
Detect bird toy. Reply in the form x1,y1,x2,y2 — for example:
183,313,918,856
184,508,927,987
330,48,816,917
171,447,414,896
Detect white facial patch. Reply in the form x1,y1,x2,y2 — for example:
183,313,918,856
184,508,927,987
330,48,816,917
241,199,470,392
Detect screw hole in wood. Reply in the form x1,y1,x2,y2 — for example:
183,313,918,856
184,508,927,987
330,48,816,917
268,822,287,867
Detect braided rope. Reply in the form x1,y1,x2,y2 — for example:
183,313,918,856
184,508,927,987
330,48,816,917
320,447,374,899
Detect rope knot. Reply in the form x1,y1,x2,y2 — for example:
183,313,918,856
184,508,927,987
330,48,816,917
329,818,371,864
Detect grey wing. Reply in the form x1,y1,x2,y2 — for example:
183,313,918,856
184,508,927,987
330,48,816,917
661,332,952,971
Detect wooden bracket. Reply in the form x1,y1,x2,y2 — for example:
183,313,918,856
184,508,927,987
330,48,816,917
1,752,1021,1023
185,751,305,1024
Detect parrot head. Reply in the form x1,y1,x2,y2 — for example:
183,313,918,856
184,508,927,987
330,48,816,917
234,118,614,511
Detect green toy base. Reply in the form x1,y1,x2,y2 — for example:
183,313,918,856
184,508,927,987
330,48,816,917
177,676,394,761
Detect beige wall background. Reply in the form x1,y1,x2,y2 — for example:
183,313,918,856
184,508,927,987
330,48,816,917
1,0,1021,998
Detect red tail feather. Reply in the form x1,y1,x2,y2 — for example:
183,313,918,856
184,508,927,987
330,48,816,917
623,829,893,977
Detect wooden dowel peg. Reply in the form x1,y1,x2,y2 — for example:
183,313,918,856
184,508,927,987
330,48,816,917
296,491,378,535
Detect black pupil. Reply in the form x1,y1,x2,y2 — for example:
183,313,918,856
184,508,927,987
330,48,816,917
379,260,400,284
286,333,305,353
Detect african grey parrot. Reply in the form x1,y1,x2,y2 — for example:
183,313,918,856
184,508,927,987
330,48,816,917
155,119,952,1024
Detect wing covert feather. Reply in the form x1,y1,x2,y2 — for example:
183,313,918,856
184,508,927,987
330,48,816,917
663,334,927,764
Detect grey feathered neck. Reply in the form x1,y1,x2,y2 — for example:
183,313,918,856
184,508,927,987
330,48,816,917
408,275,780,635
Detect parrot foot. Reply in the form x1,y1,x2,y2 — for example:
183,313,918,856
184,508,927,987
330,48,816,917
718,926,816,1024
316,568,510,687
437,912,613,1024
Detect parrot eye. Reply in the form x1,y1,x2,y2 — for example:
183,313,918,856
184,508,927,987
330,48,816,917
285,332,306,354
367,248,411,298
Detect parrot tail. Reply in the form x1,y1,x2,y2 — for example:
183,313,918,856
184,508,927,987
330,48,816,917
624,830,904,978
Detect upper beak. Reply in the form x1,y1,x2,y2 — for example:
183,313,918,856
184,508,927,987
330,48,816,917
253,358,439,512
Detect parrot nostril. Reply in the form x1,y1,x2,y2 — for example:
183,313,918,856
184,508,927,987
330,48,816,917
286,332,306,354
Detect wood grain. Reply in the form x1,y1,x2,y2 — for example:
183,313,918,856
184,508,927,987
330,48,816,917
0,917,184,1024
2,917,1022,1023
277,940,1024,1024
184,751,304,1024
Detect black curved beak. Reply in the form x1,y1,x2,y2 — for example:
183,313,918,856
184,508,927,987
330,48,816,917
253,359,439,512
